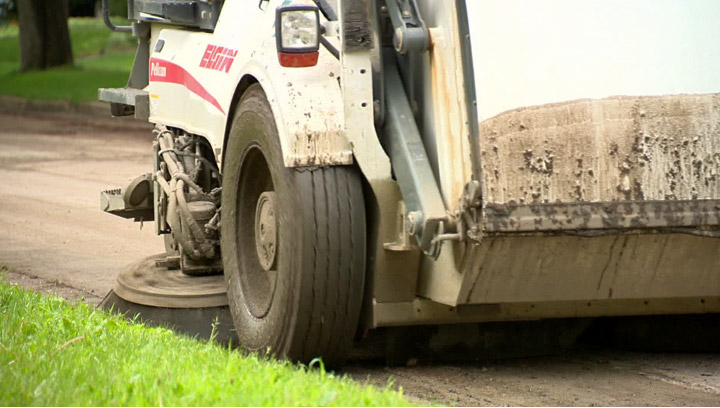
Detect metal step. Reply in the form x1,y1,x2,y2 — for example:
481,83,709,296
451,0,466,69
98,87,149,119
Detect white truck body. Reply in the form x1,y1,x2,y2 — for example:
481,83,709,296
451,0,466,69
147,2,352,168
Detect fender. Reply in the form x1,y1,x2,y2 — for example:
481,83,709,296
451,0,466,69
225,56,352,169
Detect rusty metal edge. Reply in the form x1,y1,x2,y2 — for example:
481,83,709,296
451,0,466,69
340,0,372,51
455,0,482,183
483,199,720,232
0,95,152,131
0,95,108,117
373,296,720,327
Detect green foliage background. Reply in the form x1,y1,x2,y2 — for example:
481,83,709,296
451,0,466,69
0,0,128,23
0,18,135,101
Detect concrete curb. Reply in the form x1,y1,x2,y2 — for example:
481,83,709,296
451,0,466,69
0,95,110,117
0,95,152,131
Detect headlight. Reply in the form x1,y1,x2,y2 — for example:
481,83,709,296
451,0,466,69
275,4,320,67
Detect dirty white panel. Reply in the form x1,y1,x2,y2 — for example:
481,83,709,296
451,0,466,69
467,0,720,120
479,93,720,204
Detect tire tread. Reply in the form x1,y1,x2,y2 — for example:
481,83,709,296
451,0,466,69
223,84,365,368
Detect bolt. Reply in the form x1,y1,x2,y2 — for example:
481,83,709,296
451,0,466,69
406,211,422,236
402,9,411,18
380,5,388,13
374,100,382,118
393,27,404,53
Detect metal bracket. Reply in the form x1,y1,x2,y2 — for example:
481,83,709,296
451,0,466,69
384,0,429,54
98,8,150,119
100,173,154,221
383,201,418,251
98,88,149,120
453,180,483,243
382,56,447,258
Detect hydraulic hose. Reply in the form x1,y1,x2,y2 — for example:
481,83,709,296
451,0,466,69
171,150,222,183
173,173,205,196
176,178,216,259
158,132,183,175
156,175,203,260
155,129,216,260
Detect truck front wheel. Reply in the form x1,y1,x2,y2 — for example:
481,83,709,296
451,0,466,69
221,84,366,366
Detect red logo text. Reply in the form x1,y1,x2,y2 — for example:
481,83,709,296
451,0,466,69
199,44,238,73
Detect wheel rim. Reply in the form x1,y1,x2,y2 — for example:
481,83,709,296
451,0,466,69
236,144,278,319
255,192,278,271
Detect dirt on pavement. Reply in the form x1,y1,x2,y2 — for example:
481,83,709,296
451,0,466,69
0,110,163,303
345,352,720,406
1,111,718,406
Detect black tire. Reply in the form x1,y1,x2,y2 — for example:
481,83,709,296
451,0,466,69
221,84,366,366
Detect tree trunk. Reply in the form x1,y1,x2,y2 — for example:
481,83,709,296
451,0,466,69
18,0,74,72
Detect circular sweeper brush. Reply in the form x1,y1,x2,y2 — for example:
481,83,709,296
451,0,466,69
99,254,237,344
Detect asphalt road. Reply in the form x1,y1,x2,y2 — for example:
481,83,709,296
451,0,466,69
0,111,162,303
1,111,718,406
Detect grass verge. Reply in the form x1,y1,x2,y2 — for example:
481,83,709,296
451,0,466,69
0,18,135,102
0,279,411,406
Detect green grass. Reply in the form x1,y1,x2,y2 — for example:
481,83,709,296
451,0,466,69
0,17,136,102
0,279,411,406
